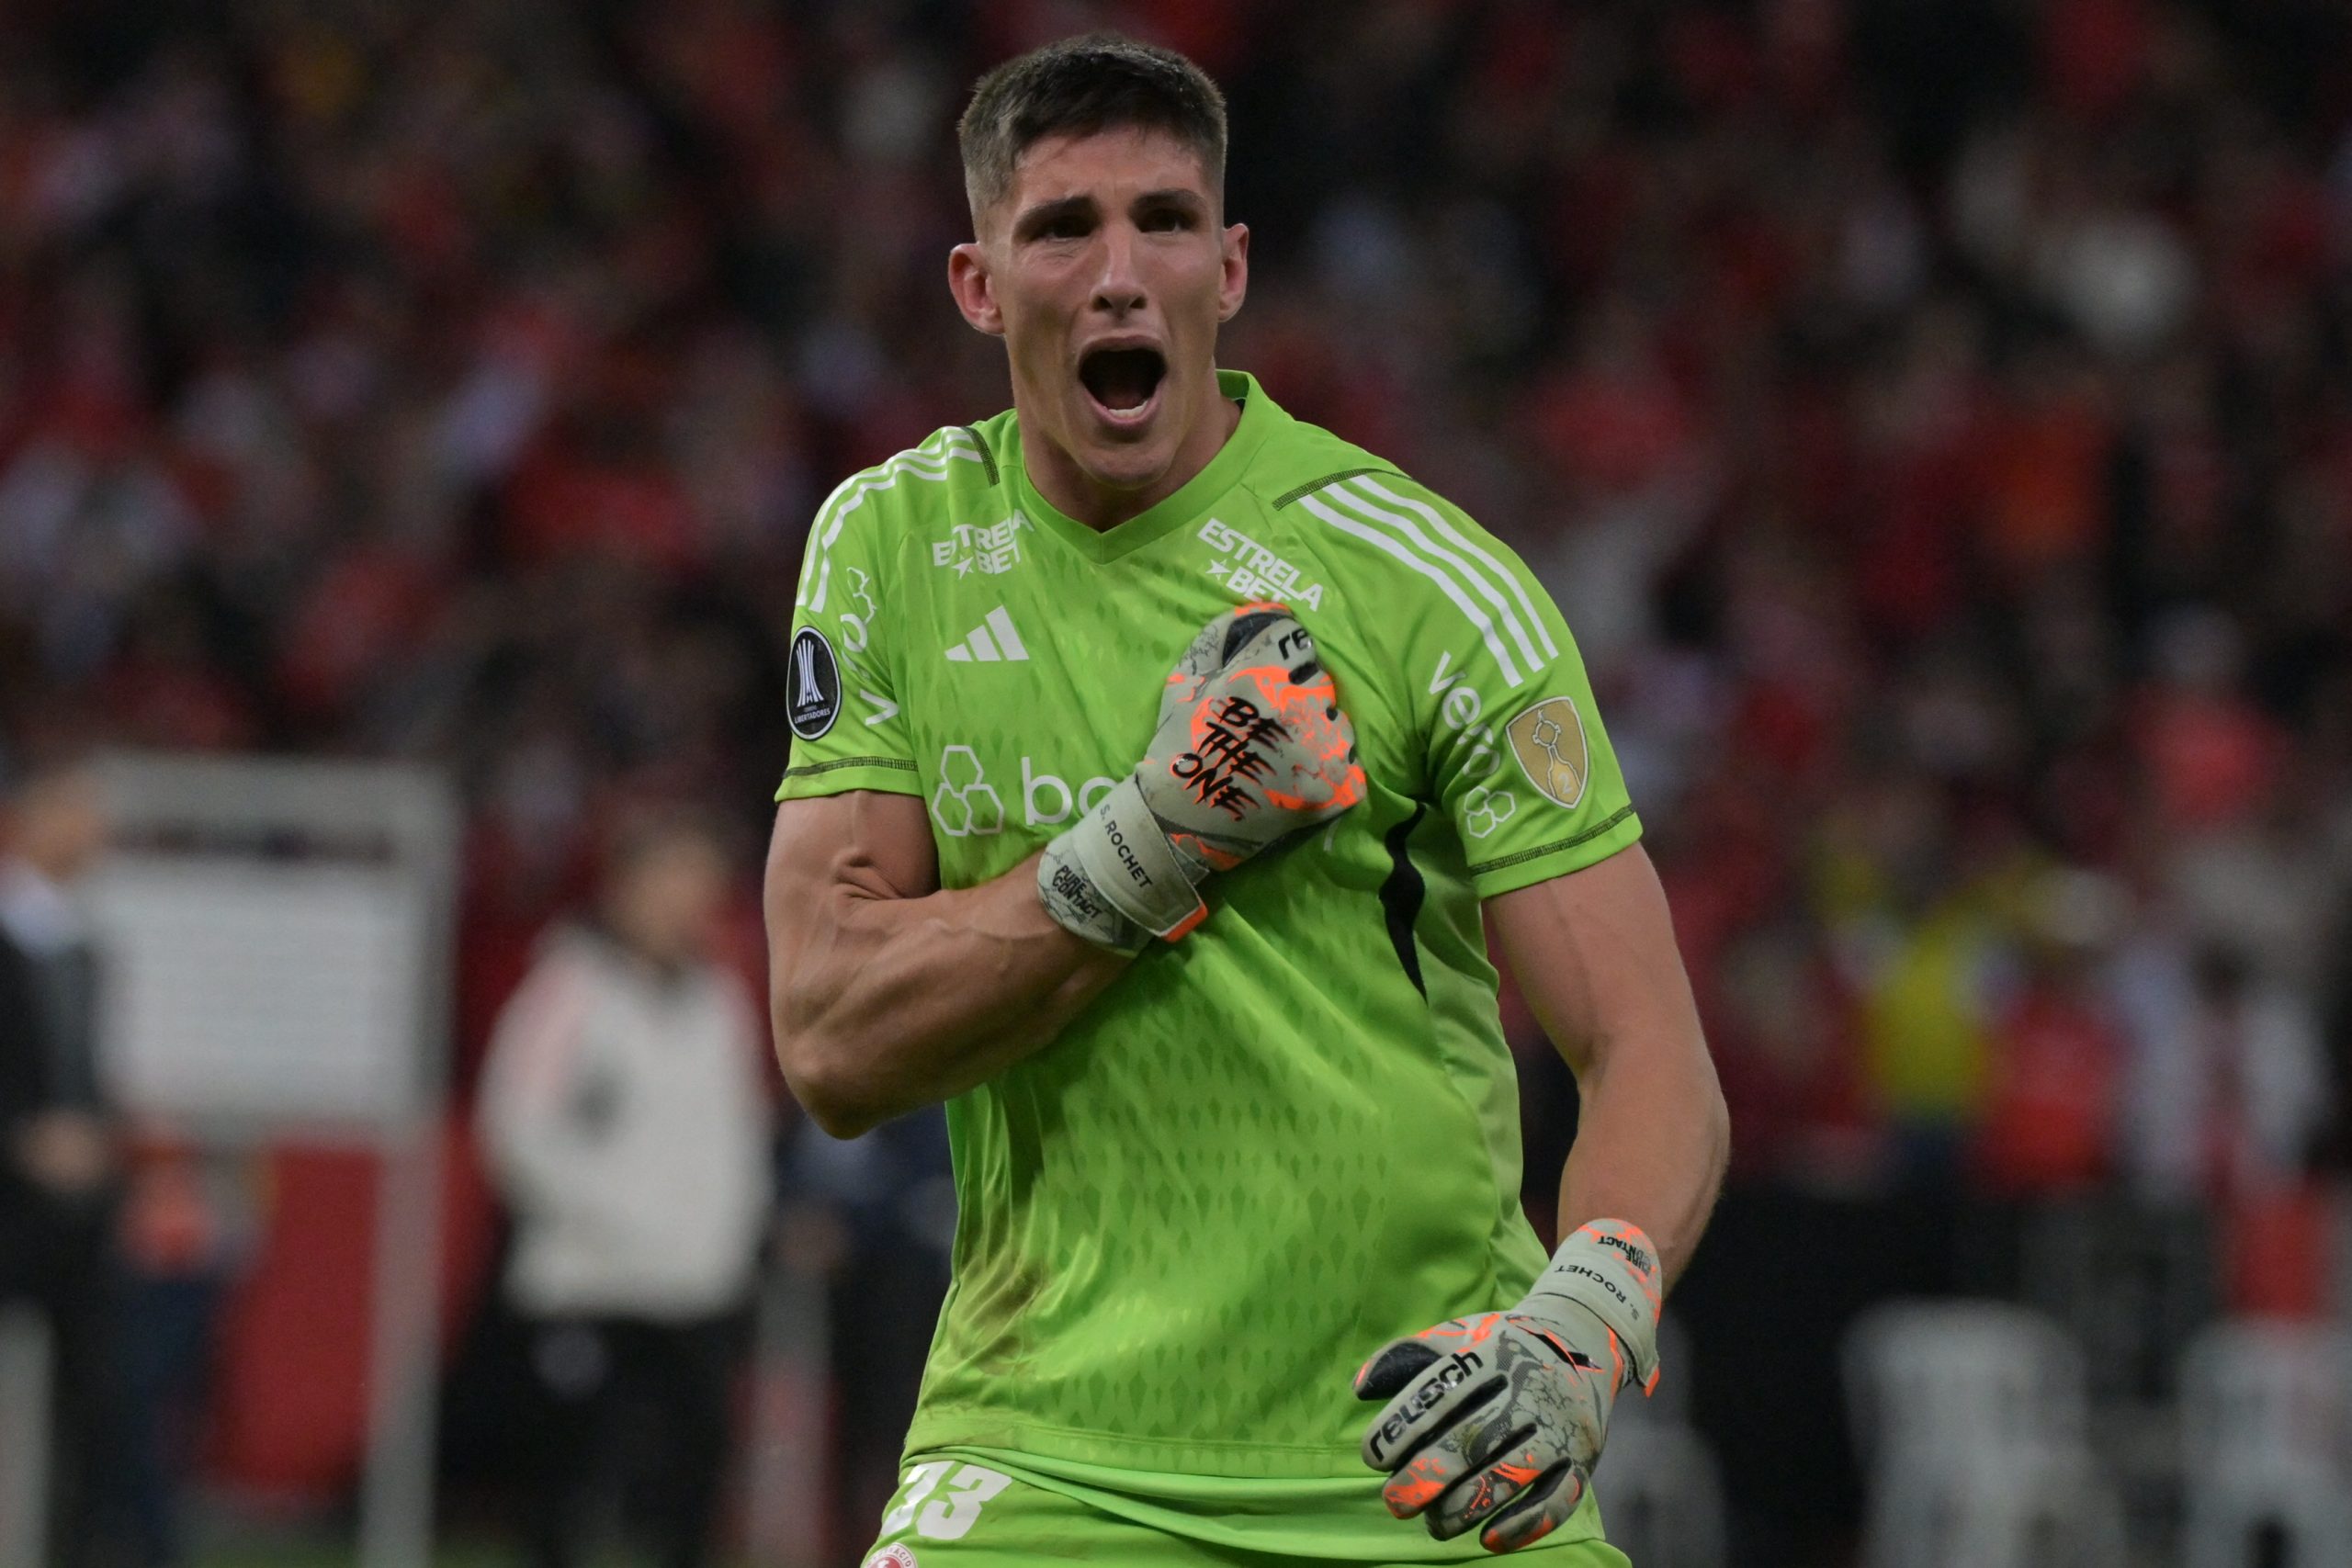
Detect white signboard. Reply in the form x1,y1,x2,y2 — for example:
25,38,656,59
85,856,431,1129
74,751,456,1568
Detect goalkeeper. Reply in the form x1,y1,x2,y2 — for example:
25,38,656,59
765,32,1727,1568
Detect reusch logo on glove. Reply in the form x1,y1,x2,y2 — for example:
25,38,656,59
1365,1348,1487,1467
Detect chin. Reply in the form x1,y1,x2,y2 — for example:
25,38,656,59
1070,434,1179,495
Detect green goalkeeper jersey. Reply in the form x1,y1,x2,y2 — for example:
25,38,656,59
778,370,1642,1478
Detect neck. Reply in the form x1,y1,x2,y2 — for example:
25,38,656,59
1023,385,1242,530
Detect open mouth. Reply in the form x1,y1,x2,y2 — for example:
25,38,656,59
1078,345,1168,423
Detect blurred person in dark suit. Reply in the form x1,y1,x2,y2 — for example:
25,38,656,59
477,808,773,1568
0,756,124,1568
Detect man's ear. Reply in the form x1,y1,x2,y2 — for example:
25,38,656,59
1217,222,1250,323
948,242,1004,337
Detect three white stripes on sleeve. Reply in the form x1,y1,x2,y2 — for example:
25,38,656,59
1297,476,1555,690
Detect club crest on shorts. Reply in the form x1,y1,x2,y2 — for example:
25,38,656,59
787,626,842,740
1506,695,1590,808
864,1546,921,1568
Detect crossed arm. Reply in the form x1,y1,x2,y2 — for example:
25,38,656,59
767,784,1726,1285
764,787,1126,1138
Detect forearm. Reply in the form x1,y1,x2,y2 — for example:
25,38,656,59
1555,1034,1727,1285
774,846,1125,1135
1489,847,1728,1288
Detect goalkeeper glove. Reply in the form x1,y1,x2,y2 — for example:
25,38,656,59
1038,601,1363,953
1353,1220,1665,1554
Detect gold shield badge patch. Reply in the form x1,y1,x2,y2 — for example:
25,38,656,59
1506,696,1591,808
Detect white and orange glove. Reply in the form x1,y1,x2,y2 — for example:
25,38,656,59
1353,1221,1665,1554
1039,602,1363,953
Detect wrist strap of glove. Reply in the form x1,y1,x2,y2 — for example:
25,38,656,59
1037,775,1208,953
1523,1219,1666,1397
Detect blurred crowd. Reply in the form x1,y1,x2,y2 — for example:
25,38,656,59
4,0,2352,1563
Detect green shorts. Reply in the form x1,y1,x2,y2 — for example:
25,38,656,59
861,1448,1631,1568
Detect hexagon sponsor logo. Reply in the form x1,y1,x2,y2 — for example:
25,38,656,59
1462,783,1515,838
930,746,1004,837
1506,695,1590,808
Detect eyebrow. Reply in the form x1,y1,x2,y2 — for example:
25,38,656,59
1011,187,1209,239
1133,187,1205,212
1012,194,1096,239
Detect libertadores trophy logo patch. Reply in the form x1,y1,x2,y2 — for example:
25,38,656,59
787,626,842,740
1506,694,1590,808
864,1546,920,1568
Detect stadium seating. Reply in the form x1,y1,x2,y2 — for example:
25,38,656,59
2178,1320,2352,1568
1594,1421,1729,1568
1593,1314,1729,1568
1845,1301,2129,1568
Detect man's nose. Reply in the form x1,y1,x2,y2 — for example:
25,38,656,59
1091,225,1147,314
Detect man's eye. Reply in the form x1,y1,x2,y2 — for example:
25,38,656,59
1141,209,1193,231
1041,218,1090,239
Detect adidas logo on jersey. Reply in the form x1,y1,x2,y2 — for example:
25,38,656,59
944,606,1029,663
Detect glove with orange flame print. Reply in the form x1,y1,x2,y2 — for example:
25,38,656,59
1039,602,1363,953
1354,1220,1665,1554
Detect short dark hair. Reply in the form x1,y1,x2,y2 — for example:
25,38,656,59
957,33,1227,220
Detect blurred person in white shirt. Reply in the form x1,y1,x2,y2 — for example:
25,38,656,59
477,807,773,1568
